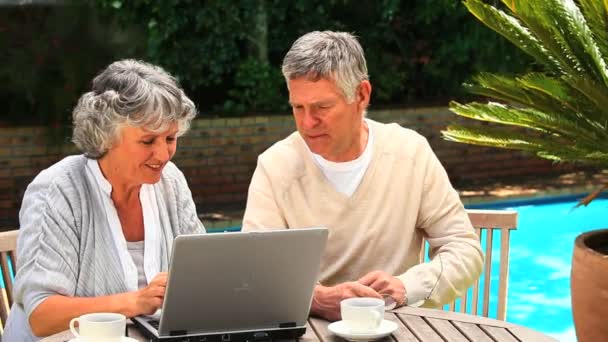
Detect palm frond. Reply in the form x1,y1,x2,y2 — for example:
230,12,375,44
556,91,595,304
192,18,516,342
442,124,545,151
578,0,608,61
500,1,575,75
443,124,608,167
463,0,560,72
517,73,608,130
443,0,608,176
562,75,608,121
449,101,594,141
464,73,545,109
541,0,608,87
466,73,603,126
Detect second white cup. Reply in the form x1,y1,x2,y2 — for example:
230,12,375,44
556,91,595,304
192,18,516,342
340,297,385,334
69,312,126,341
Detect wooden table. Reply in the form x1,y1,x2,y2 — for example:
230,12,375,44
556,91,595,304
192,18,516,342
43,307,557,342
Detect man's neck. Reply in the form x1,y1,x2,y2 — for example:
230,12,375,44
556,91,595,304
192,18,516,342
326,119,369,163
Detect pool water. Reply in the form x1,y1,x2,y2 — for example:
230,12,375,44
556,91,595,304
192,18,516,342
468,195,608,342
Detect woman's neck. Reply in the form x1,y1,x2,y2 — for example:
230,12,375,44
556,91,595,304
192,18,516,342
97,158,141,204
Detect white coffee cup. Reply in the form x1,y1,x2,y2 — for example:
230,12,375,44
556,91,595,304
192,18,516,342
69,312,126,341
340,297,385,334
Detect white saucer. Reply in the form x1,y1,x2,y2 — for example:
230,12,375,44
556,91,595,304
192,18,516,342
68,337,138,342
328,319,398,341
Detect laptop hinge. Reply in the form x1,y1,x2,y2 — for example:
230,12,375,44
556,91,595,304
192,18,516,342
279,322,296,328
170,330,188,336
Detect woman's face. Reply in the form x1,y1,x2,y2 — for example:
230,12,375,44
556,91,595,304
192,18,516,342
102,123,179,186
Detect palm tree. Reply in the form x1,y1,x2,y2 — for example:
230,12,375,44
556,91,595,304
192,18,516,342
442,0,608,203
444,5,608,340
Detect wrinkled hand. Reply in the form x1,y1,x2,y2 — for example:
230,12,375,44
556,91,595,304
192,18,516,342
358,270,406,307
310,282,382,321
133,272,168,316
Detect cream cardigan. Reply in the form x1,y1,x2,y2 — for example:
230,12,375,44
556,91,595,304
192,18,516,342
243,119,483,307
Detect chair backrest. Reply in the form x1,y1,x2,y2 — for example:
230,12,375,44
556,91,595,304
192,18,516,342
419,209,518,321
0,230,18,334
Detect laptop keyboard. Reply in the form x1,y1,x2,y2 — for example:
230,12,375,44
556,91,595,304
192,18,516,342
135,317,304,342
147,318,160,329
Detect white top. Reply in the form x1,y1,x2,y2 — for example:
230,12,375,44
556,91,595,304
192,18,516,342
310,119,374,197
126,241,147,289
88,159,161,291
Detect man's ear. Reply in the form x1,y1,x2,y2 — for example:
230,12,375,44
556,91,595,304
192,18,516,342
357,80,372,110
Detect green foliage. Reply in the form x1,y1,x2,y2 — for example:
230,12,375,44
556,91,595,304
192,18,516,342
90,0,529,115
224,58,286,114
443,0,608,168
0,3,143,125
2,1,531,123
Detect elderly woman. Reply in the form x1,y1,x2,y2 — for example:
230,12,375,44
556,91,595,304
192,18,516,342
3,59,205,340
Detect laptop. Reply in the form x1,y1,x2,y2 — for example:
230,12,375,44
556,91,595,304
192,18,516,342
133,227,328,342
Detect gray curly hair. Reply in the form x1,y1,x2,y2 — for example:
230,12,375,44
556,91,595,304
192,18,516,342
281,31,369,102
72,59,197,158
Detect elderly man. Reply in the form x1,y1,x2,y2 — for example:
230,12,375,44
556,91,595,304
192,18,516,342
242,31,483,321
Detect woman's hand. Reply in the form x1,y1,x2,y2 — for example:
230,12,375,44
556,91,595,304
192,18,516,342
29,273,169,338
132,272,168,316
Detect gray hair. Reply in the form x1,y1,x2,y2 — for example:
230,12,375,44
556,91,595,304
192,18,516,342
72,59,197,158
281,31,369,102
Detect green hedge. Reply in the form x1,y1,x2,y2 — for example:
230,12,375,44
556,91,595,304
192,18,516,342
0,3,143,125
1,1,531,124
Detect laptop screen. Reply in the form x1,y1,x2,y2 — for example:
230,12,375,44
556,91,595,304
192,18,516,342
156,227,328,337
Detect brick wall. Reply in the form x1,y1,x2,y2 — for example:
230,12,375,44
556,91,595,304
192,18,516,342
0,107,574,228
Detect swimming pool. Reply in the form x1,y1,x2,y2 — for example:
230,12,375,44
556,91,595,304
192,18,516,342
468,194,608,342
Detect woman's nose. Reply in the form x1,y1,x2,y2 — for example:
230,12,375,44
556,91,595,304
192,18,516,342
153,141,171,161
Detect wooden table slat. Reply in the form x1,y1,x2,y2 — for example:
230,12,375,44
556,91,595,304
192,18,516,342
392,307,512,328
398,315,444,342
383,312,419,342
308,317,340,342
425,317,468,342
451,321,494,342
507,326,558,342
300,320,322,342
479,325,519,342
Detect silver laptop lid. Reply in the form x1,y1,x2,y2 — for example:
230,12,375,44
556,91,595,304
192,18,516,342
158,227,328,337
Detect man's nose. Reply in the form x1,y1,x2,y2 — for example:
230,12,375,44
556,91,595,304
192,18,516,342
301,109,320,130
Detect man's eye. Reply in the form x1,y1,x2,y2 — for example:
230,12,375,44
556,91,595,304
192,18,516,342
142,139,154,145
167,136,176,142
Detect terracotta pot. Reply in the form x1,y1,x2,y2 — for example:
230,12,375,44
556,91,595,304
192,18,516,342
571,229,608,342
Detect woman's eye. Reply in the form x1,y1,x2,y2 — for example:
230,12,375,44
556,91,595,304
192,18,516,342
142,139,154,145
167,136,176,143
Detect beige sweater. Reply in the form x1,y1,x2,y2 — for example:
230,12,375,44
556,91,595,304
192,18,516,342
242,120,483,307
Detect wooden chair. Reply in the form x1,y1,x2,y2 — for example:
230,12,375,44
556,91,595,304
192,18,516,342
0,230,18,334
419,209,518,321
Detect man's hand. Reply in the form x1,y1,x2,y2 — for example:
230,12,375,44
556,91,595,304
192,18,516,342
310,282,382,321
358,270,406,307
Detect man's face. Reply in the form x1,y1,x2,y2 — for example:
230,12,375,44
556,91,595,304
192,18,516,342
102,123,179,185
288,77,371,162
